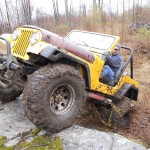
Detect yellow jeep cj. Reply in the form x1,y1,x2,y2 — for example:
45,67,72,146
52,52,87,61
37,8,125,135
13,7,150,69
0,25,139,132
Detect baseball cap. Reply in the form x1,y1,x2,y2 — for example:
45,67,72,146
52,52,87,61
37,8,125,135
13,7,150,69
114,44,121,50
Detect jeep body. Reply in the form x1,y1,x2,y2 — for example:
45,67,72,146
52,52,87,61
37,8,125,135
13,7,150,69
0,25,139,132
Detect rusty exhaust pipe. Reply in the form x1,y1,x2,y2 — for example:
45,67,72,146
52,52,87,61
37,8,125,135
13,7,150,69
42,30,95,63
24,26,95,63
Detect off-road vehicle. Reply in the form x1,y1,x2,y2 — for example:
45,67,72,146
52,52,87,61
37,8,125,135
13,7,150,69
0,25,139,132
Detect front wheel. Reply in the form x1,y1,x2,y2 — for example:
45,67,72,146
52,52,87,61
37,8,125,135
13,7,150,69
0,86,22,102
23,64,86,133
0,70,22,102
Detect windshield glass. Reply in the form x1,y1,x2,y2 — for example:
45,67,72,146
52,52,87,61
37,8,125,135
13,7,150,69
65,31,117,54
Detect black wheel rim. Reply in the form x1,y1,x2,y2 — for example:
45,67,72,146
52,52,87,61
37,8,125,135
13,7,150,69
50,84,75,115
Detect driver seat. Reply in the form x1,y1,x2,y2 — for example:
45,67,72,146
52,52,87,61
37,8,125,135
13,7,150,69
100,60,124,86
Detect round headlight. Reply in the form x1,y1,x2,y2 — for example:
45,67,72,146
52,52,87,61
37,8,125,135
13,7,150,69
30,32,41,45
12,29,21,41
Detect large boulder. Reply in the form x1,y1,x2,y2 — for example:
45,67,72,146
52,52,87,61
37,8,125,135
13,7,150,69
56,125,147,150
0,96,36,146
0,97,148,149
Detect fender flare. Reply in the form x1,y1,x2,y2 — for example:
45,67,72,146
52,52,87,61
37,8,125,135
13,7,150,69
114,83,139,101
40,45,63,61
40,46,91,88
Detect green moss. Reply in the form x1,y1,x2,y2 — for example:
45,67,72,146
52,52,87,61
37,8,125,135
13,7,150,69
49,137,63,150
18,135,63,150
0,136,6,141
3,147,14,150
0,136,6,148
32,128,41,135
0,136,13,150
0,134,63,150
20,141,32,148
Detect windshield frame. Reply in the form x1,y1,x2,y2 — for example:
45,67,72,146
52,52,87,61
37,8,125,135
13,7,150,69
65,30,120,54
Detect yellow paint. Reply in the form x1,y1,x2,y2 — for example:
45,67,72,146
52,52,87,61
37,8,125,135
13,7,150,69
11,27,42,60
26,42,48,54
95,75,139,96
67,35,139,96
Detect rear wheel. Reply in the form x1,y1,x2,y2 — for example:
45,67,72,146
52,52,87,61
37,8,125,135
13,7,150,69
111,97,133,128
23,64,86,133
101,97,133,128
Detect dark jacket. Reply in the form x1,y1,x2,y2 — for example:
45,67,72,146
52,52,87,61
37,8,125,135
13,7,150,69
105,54,122,74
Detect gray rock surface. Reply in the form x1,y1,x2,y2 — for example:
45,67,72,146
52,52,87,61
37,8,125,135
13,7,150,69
0,97,148,149
56,125,147,150
0,96,36,146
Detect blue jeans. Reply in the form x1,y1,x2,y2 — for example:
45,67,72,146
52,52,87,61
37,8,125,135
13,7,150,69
101,65,114,82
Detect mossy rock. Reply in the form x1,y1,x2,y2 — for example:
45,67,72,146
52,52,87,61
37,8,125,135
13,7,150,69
0,136,13,150
16,135,63,150
0,134,63,150
32,128,41,135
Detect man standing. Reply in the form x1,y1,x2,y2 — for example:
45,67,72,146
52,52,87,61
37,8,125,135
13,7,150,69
101,44,123,84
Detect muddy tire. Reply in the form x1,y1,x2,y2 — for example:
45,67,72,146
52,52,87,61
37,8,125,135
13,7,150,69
0,69,22,102
111,97,133,128
0,86,22,103
101,97,132,128
23,64,86,133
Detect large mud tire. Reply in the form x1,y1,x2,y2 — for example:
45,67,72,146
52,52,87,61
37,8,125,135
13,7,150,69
0,86,22,103
23,64,86,133
101,97,133,128
0,68,22,102
111,97,133,128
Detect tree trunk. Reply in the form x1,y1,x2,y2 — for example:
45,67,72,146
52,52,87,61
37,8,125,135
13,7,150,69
4,0,12,32
52,0,60,25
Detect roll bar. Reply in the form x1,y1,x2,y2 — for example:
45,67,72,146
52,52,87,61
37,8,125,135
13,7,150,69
114,45,134,85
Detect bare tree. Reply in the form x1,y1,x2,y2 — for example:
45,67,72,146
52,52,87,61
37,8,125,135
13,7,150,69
93,0,97,12
121,0,125,42
16,0,21,25
132,0,136,23
51,0,60,25
109,0,114,34
92,0,97,6
21,0,32,24
64,0,69,23
82,3,87,25
98,0,105,28
0,6,5,34
4,0,11,32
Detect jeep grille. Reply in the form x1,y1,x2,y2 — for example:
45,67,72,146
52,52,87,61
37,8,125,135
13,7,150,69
12,29,34,60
